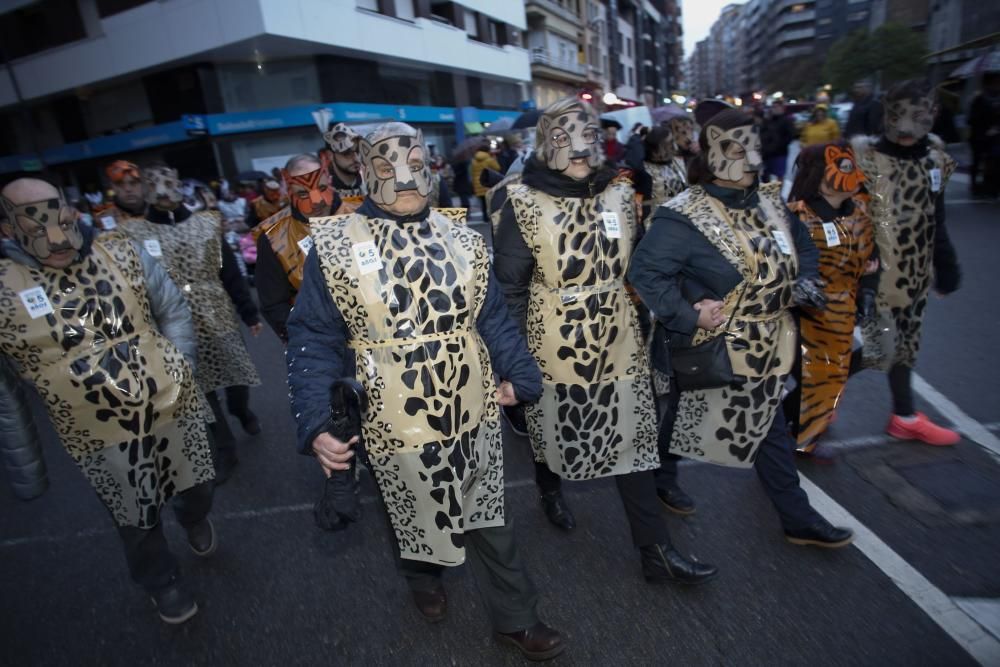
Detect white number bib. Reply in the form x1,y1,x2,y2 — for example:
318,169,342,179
772,229,792,255
143,239,163,257
601,212,622,239
353,241,383,275
297,235,314,255
100,216,117,230
18,286,54,319
822,222,841,247
929,168,942,193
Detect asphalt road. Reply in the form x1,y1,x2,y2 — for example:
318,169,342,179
2,173,998,666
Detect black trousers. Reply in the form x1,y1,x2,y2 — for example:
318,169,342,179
656,390,821,532
116,481,214,592
534,461,668,548
848,350,915,416
205,387,251,464
399,521,540,634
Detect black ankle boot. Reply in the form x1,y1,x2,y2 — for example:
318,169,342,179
540,491,576,531
641,543,718,585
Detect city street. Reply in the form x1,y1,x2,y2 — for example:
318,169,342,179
2,175,999,666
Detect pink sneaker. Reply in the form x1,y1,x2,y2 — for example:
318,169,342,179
886,412,960,446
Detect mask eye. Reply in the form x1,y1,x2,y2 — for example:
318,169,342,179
581,127,599,144
722,140,746,160
549,129,570,148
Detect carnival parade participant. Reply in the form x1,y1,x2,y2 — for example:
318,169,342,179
123,165,263,482
254,153,346,343
322,122,366,202
285,122,565,661
0,178,216,624
93,160,146,230
670,115,699,163
627,124,689,226
245,178,287,229
851,79,962,446
782,142,878,458
492,97,717,583
630,101,855,549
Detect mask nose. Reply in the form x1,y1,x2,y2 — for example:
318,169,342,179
393,164,417,192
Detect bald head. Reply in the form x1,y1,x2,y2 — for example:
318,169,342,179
0,177,82,268
1,178,60,206
285,154,322,177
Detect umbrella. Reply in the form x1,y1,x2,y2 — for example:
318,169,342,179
237,170,269,183
451,135,489,162
486,116,516,133
950,50,1000,79
511,109,542,130
600,117,623,130
651,105,688,124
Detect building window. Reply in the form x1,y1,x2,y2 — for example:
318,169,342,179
628,66,634,86
817,17,832,25
464,9,479,37
395,0,416,21
790,3,806,12
0,0,86,59
96,0,150,18
626,36,633,53
847,10,868,20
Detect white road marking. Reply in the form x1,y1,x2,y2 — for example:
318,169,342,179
954,598,1000,643
799,474,1000,666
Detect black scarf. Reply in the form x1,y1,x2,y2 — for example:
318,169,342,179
356,197,430,223
145,204,192,225
521,155,617,199
805,194,856,221
876,136,930,161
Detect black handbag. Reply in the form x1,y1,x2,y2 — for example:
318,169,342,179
668,285,746,392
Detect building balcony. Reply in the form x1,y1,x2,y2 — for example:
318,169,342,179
776,9,816,29
776,26,817,45
530,48,586,76
525,0,583,27
774,44,815,60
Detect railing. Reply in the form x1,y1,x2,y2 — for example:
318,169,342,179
530,48,587,75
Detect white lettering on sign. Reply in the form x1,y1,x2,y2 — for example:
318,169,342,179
352,241,382,275
601,211,622,239
822,222,841,247
18,286,53,319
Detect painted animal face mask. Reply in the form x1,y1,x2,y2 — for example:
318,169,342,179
143,166,184,209
283,166,334,219
670,118,696,154
359,131,432,207
823,145,864,194
536,107,603,173
323,123,359,154
704,124,762,181
884,97,935,145
1,195,83,265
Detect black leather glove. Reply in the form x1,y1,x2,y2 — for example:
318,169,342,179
314,379,367,532
856,287,877,326
793,277,827,310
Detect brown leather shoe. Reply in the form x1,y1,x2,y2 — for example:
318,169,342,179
497,622,565,661
411,585,447,623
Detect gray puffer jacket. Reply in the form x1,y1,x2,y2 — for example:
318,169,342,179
0,226,197,500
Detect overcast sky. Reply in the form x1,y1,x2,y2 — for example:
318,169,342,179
683,0,746,58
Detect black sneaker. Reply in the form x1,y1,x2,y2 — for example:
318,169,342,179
501,404,529,437
187,518,217,557
540,491,576,531
151,580,198,625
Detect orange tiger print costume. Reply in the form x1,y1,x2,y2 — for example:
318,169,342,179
788,195,875,451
